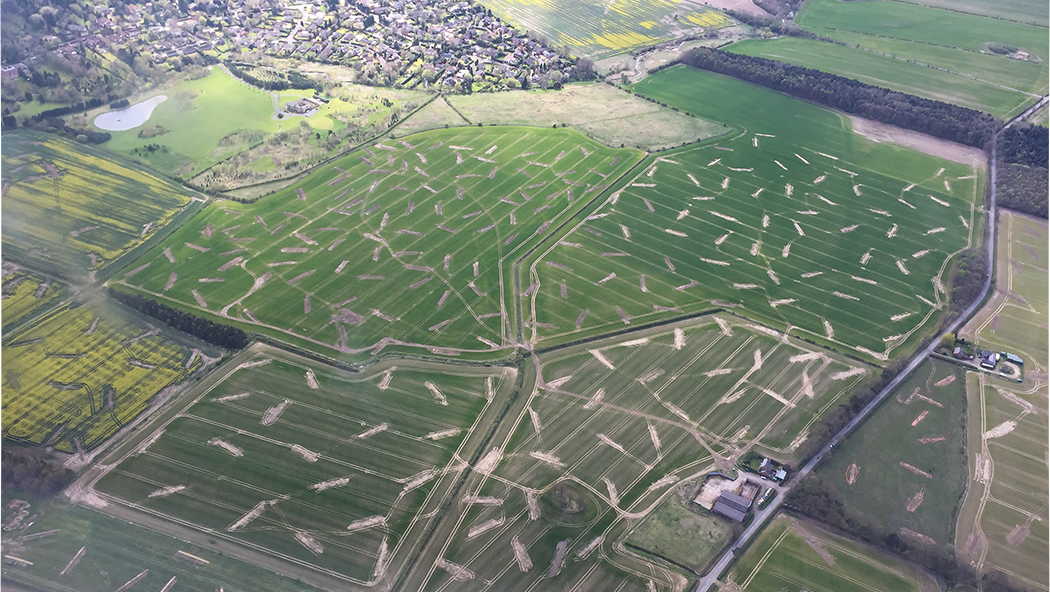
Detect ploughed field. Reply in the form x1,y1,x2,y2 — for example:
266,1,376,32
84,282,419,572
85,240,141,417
113,127,643,358
523,66,981,362
94,349,515,585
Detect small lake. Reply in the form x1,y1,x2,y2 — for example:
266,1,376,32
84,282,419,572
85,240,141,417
93,95,168,131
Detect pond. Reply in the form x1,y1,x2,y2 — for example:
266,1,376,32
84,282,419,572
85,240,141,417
93,95,168,131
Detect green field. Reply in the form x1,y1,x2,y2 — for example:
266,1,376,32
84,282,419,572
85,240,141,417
475,0,732,58
891,0,1048,26
727,515,930,591
113,126,643,359
92,347,515,586
523,65,980,363
794,0,1049,118
2,303,204,453
424,315,868,591
727,37,1036,119
1,130,199,279
956,211,1048,591
816,358,969,546
0,494,324,592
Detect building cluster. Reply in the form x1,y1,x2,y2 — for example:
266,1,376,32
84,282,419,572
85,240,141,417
3,0,582,92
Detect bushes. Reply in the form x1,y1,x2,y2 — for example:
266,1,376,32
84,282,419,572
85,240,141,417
1,447,75,497
680,48,1001,147
949,249,989,313
108,288,249,350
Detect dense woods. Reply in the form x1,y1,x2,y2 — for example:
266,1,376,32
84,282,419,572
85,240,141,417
996,123,1048,218
1001,124,1049,168
680,48,1001,147
1,447,76,497
109,288,249,350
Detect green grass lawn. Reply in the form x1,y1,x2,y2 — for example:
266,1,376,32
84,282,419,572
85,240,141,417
98,68,279,175
626,490,735,572
112,126,643,360
728,515,927,591
527,65,979,363
726,37,1036,118
815,358,969,545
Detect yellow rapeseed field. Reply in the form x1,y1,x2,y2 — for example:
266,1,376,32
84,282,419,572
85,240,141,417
1,131,196,274
1,304,201,453
483,0,733,56
1,271,61,329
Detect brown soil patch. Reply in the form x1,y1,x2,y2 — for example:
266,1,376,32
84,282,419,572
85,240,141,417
1006,517,1034,546
692,0,771,17
934,375,956,387
1009,258,1024,275
1022,245,1041,260
845,463,860,484
962,529,987,561
793,519,835,565
850,116,986,168
900,528,936,545
906,486,925,512
900,462,933,479
911,410,929,427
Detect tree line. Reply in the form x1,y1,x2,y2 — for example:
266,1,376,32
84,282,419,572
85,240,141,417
28,97,104,122
1,447,76,497
108,288,249,350
679,48,1001,148
225,62,323,92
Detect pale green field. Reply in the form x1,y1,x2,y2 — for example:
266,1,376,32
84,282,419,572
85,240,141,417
956,211,1048,592
794,0,1049,119
727,515,929,591
727,37,1037,119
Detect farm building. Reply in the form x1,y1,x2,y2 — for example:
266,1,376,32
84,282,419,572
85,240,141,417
979,350,1000,369
1004,353,1023,365
712,491,754,522
758,458,787,482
